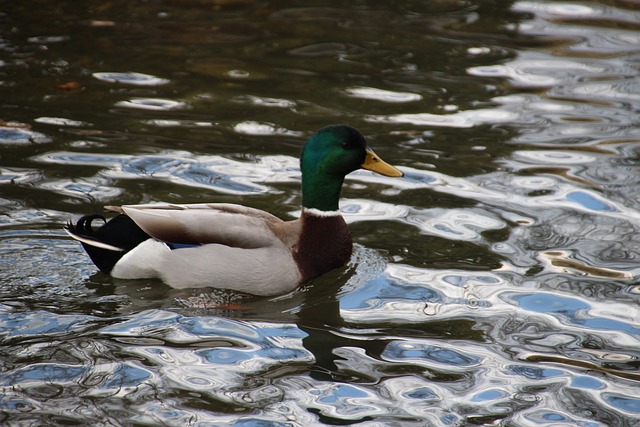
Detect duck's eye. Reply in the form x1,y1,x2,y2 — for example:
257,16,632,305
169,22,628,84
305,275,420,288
341,140,354,149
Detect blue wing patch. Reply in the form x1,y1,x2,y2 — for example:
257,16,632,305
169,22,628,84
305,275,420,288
167,242,201,250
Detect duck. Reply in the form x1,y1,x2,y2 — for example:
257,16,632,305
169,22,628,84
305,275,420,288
65,125,403,296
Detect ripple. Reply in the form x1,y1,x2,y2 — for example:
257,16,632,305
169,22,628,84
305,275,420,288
0,167,41,185
0,234,98,310
340,275,439,314
538,250,633,279
571,81,640,102
95,310,314,410
0,209,71,227
527,100,575,113
333,198,409,224
407,208,505,240
510,292,590,315
0,126,51,145
467,46,492,55
0,310,96,341
34,150,301,196
187,58,270,81
341,264,507,324
226,69,251,79
603,393,640,414
570,375,605,390
381,376,445,420
115,98,187,111
513,150,595,165
524,410,592,426
513,1,599,17
510,176,557,190
233,121,302,136
576,31,640,55
344,86,422,103
143,119,213,127
306,382,387,420
35,151,122,167
4,1,640,425
565,191,616,212
555,189,625,216
468,64,558,87
34,117,91,127
232,95,296,109
39,178,123,201
469,59,605,89
2,363,89,389
513,0,640,39
383,339,483,368
93,72,170,86
470,388,509,402
288,42,347,57
27,35,70,43
507,291,640,338
368,108,519,128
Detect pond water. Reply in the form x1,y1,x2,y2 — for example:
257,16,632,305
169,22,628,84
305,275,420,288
2,1,640,425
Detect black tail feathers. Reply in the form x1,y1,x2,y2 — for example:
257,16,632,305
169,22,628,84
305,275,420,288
65,214,150,274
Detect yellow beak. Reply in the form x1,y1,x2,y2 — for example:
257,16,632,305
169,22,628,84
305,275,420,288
361,148,404,177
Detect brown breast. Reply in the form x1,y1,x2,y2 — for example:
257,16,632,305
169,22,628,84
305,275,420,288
292,211,352,283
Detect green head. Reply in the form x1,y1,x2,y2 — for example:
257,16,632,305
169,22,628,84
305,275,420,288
300,125,403,211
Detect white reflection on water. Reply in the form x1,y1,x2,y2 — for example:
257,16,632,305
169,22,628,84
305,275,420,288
143,119,213,127
304,382,387,420
115,98,187,111
513,1,603,19
232,95,297,109
344,86,423,103
34,117,91,127
40,178,124,201
572,81,640,102
93,72,170,86
99,310,314,411
367,108,519,128
34,151,300,195
341,264,508,324
468,59,604,88
3,0,640,424
296,198,505,241
0,167,41,185
33,147,640,231
0,126,51,145
233,121,303,136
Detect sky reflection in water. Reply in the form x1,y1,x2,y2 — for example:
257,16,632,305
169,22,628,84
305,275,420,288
1,0,640,425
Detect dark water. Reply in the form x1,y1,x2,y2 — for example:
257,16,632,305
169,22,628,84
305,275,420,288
2,1,640,425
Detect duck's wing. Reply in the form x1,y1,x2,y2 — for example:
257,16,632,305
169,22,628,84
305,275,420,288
113,203,285,248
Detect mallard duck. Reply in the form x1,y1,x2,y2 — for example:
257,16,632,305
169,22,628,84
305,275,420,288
65,125,403,296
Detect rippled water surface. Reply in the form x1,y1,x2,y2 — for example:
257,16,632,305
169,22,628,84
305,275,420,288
2,1,640,425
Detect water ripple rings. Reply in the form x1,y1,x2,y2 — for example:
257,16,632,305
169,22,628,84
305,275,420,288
115,98,187,111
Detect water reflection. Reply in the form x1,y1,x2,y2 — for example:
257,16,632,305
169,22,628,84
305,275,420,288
368,107,519,128
345,86,423,103
0,126,51,145
115,98,187,111
2,0,640,425
92,72,170,86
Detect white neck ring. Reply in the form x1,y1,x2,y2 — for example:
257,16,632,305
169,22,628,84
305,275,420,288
303,207,341,217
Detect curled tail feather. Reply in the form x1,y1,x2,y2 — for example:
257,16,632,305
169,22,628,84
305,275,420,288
65,214,150,274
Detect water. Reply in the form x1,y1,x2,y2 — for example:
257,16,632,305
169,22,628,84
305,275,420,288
1,1,640,425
